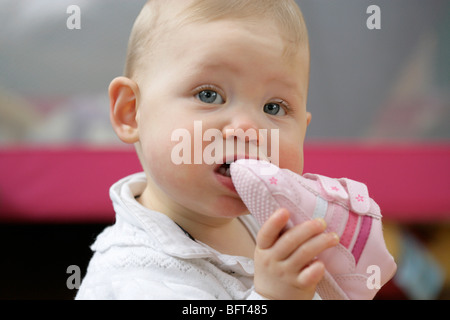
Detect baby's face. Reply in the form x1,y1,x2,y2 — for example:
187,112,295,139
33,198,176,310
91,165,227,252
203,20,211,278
136,19,310,219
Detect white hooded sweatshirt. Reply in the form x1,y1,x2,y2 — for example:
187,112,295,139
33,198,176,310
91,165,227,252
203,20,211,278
76,172,267,300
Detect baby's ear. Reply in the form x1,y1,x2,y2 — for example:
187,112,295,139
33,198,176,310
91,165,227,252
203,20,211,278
109,76,140,144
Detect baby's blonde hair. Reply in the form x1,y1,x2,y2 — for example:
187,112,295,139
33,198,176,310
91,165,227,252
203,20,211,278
124,0,309,82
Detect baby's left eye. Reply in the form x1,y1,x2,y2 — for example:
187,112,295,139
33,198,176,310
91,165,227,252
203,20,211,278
263,103,286,116
196,90,224,104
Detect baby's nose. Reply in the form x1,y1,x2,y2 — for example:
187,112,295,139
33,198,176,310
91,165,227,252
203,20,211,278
222,126,264,145
221,121,264,146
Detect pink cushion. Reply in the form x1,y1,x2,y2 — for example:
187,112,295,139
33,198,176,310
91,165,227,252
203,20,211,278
0,143,449,223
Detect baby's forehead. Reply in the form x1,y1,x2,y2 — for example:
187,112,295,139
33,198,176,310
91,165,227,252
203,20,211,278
127,0,308,81
179,1,307,44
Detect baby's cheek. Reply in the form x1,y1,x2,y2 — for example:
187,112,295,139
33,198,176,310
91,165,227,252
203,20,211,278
144,139,199,190
278,142,304,174
142,135,177,176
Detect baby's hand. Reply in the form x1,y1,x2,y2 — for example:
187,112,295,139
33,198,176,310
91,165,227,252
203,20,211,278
254,208,339,300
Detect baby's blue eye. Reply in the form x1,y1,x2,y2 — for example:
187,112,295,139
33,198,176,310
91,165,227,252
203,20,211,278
196,90,224,104
263,103,286,116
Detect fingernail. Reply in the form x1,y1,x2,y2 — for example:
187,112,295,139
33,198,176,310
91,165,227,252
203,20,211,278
315,218,327,229
330,232,340,244
275,208,288,218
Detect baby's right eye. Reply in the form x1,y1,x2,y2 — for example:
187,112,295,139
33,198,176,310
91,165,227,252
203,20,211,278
196,89,224,104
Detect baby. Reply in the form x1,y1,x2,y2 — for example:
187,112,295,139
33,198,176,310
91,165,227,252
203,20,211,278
76,0,339,300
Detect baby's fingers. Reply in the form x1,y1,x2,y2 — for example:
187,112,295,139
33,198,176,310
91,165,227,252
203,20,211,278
256,208,290,250
272,218,327,261
297,260,326,289
289,231,339,270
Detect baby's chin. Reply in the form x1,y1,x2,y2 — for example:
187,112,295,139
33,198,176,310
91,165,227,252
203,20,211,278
221,198,255,220
212,199,249,219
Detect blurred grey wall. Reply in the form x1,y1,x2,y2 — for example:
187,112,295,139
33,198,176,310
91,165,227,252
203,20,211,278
0,0,448,144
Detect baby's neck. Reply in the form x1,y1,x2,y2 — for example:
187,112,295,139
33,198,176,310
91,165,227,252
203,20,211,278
188,217,256,259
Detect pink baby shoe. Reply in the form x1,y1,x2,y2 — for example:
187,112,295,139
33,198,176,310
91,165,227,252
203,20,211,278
230,159,396,300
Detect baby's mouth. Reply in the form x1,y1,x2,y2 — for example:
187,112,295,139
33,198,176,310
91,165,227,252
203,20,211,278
215,154,263,178
217,163,232,177
214,155,263,193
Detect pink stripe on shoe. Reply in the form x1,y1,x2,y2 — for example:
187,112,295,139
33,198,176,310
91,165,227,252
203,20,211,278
340,211,358,248
352,216,373,264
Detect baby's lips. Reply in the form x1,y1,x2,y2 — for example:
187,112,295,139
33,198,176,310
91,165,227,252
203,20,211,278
255,151,270,162
224,138,270,162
